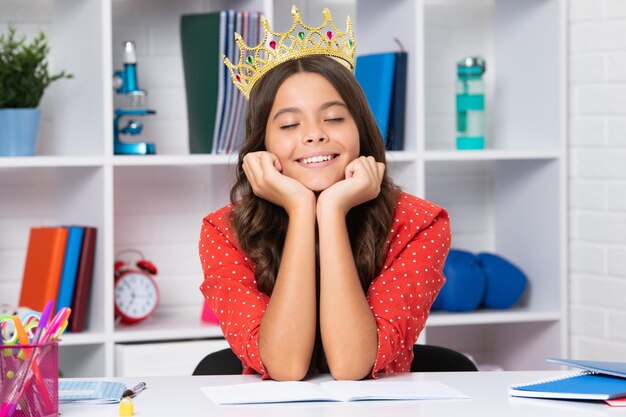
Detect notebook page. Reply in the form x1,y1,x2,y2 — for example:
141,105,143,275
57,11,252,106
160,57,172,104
201,380,469,405
320,380,470,401
201,381,338,405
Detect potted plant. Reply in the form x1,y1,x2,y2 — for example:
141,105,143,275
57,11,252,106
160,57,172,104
0,25,72,156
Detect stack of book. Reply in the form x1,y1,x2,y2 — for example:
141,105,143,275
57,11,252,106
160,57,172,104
181,10,263,155
19,226,97,332
510,358,626,406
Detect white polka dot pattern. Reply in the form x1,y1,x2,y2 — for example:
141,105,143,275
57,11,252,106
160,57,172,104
366,193,450,378
198,204,270,377
198,193,450,379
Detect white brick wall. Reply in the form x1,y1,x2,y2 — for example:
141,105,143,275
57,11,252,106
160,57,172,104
113,165,231,311
569,0,626,359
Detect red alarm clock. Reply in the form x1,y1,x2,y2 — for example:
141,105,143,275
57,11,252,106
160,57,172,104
114,250,159,324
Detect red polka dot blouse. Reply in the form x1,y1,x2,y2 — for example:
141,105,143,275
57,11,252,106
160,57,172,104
199,192,450,378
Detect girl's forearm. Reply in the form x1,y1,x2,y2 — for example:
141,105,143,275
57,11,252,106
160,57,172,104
258,201,317,380
318,209,377,380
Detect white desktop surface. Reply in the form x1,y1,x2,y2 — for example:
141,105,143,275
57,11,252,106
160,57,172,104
59,371,625,417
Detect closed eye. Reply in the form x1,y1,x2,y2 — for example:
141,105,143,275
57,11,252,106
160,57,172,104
280,123,299,130
325,118,344,123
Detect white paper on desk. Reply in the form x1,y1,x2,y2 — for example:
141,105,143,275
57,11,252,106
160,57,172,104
320,380,470,402
201,380,469,405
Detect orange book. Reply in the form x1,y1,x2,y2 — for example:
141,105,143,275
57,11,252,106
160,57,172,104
19,227,69,312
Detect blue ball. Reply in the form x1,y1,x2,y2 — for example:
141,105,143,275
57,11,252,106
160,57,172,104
477,253,528,309
433,249,486,312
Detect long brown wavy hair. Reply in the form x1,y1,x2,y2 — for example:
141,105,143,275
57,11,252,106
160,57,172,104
229,56,400,374
230,55,399,296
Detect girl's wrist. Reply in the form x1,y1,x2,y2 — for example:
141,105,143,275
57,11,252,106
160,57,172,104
316,196,349,222
286,192,317,218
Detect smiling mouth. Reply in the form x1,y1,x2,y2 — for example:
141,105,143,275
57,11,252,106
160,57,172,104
298,154,338,165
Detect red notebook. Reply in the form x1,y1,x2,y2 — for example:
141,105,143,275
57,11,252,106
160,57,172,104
68,227,97,332
607,397,626,406
19,227,69,312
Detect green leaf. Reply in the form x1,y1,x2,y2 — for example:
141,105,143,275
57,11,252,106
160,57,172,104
0,24,73,108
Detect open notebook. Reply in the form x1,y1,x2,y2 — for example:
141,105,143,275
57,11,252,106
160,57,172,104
201,380,469,405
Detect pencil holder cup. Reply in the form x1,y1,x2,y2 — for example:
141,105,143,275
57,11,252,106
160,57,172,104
0,342,58,417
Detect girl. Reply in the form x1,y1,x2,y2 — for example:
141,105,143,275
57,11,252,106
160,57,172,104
199,16,450,383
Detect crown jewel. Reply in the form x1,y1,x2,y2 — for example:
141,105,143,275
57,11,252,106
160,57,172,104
224,5,357,99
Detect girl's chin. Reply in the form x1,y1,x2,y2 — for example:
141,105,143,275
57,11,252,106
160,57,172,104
302,181,336,193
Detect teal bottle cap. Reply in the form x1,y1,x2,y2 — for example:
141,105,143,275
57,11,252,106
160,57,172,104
457,56,486,75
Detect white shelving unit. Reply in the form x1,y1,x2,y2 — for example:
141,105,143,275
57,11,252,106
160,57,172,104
0,0,566,376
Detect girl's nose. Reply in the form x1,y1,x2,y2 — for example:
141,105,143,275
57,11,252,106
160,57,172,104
303,122,328,144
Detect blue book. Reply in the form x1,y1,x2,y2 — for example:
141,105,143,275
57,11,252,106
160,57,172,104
355,52,408,150
355,52,396,148
55,226,84,313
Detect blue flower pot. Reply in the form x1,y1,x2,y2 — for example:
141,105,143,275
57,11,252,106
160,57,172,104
0,108,42,156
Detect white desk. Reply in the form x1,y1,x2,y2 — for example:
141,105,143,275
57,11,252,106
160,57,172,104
59,372,626,417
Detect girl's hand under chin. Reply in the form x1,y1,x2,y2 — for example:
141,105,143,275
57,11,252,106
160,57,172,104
317,156,385,216
242,151,315,214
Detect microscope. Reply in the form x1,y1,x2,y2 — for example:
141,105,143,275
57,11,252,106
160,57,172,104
113,41,156,155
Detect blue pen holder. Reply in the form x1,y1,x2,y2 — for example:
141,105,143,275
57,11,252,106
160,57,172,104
0,342,58,417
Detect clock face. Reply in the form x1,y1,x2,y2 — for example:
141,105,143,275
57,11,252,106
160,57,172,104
115,272,159,320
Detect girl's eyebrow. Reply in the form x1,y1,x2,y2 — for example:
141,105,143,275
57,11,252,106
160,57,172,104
273,107,300,121
320,101,347,111
272,101,347,121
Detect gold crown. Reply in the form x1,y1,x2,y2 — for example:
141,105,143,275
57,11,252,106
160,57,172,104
224,5,356,99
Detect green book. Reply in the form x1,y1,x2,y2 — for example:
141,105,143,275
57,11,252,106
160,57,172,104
180,12,223,154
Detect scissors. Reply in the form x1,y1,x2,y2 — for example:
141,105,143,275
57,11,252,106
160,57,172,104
1,315,39,346
0,315,19,345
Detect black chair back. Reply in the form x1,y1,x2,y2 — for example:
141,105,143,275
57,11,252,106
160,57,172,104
410,344,478,372
193,348,242,375
193,344,477,375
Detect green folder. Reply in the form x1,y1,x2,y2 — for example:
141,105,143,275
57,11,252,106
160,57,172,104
180,12,222,154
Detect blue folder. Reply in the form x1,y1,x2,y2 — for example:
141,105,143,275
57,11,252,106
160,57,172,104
510,358,626,400
546,358,626,379
56,226,84,313
510,372,626,400
355,51,407,150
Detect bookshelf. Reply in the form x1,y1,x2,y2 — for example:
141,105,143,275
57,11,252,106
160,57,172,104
0,0,567,376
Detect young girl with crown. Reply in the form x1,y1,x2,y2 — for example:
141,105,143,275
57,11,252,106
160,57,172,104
199,6,450,381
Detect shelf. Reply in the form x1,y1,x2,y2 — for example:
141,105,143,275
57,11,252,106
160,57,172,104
112,309,223,343
427,308,561,327
386,151,419,163
0,0,566,377
424,149,561,162
0,156,104,168
111,154,237,167
59,332,108,346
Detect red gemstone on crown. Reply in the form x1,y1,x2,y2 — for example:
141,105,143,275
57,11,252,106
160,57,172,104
236,75,241,82
327,31,333,39
269,40,277,49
